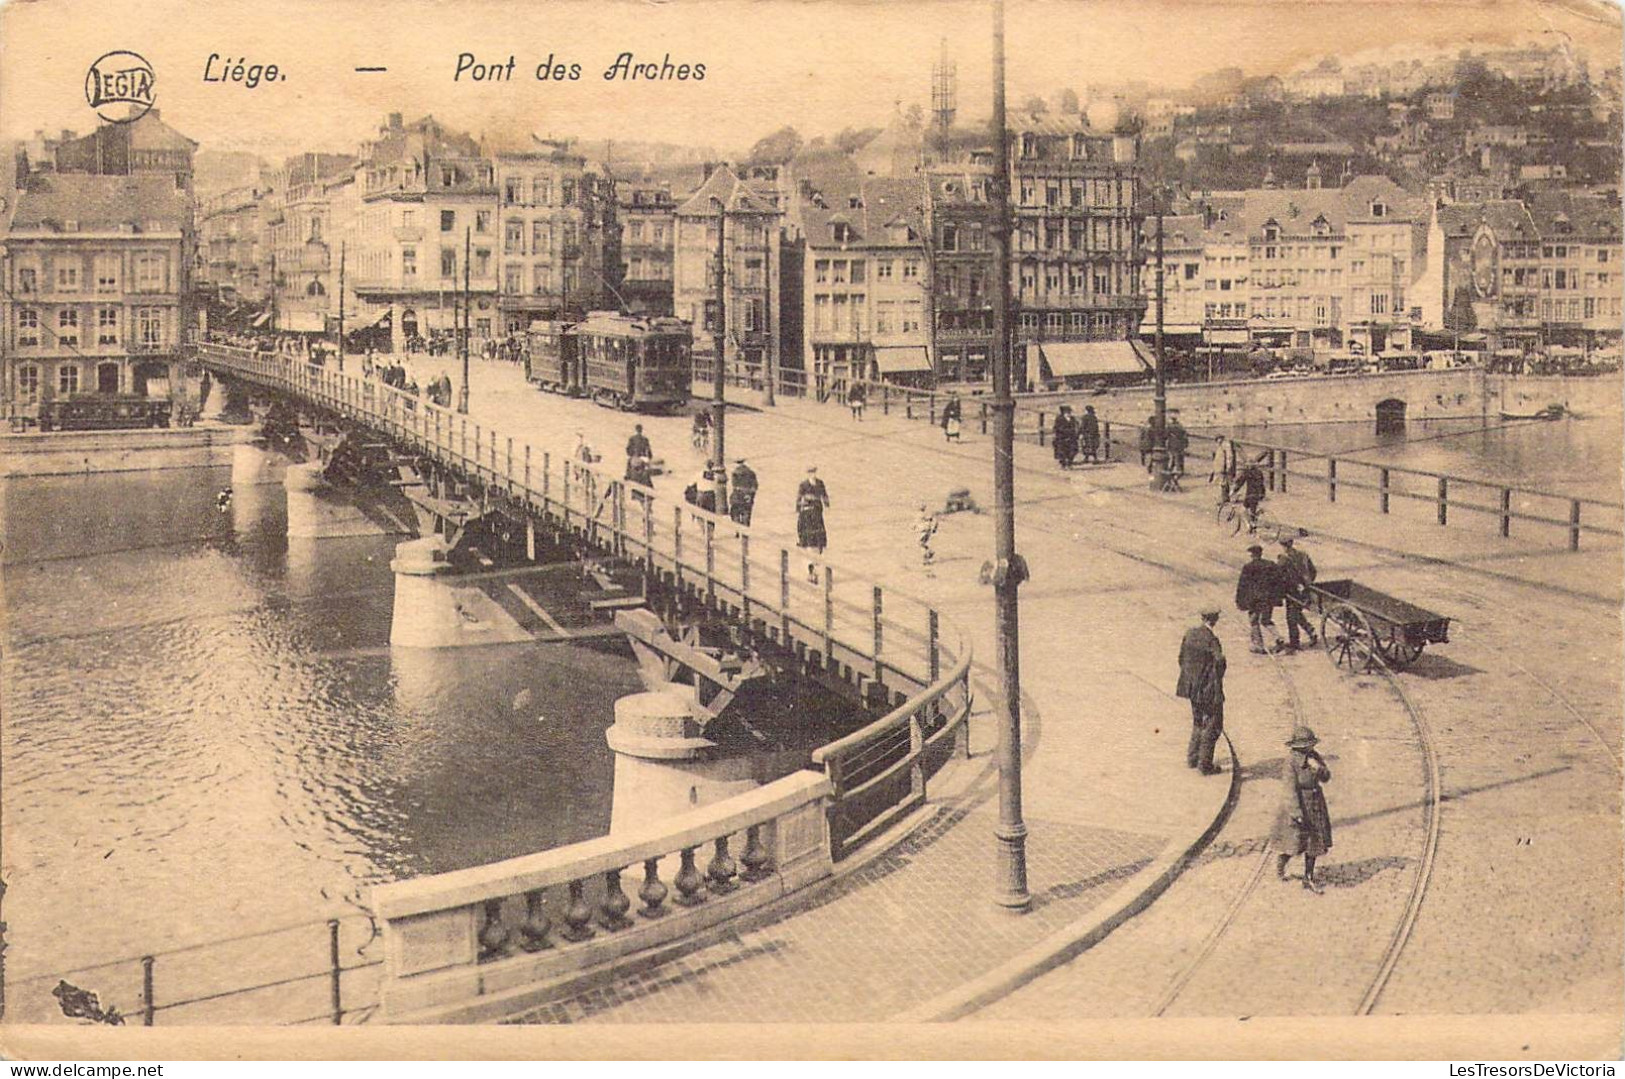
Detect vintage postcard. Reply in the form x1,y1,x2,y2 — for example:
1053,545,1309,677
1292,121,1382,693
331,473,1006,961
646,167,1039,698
0,0,1620,1061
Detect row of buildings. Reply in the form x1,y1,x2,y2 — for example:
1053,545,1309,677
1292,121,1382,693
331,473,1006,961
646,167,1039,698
3,93,1619,424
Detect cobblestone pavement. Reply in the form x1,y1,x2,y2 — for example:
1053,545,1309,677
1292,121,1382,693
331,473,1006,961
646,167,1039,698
401,360,1621,1021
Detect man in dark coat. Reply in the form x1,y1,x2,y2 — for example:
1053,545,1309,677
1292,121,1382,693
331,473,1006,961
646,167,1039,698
729,458,758,526
1276,535,1319,650
1052,405,1080,469
1176,607,1227,775
1235,543,1286,654
1166,416,1189,476
1238,455,1268,531
1080,405,1101,463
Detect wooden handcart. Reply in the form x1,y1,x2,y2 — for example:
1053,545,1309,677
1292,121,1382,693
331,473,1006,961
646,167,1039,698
1303,579,1451,672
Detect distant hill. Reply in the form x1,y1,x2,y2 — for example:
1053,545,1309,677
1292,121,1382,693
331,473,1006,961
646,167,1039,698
194,149,270,196
573,139,718,175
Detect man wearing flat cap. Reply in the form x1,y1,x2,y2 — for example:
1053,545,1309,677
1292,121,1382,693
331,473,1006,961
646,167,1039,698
1236,542,1286,654
1276,535,1319,650
1176,607,1227,775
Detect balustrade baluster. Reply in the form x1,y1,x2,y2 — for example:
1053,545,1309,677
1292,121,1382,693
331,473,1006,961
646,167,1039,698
705,518,716,601
1104,420,1113,459
637,858,669,918
1437,477,1448,526
1380,468,1391,514
1500,488,1512,538
600,869,633,930
740,534,751,621
740,824,773,882
1039,411,1047,447
779,548,791,643
674,847,706,906
707,836,739,894
929,609,941,682
1279,449,1288,493
1328,457,1338,502
823,566,834,670
1570,499,1582,551
673,506,685,587
872,586,884,687
519,889,552,951
559,879,596,941
980,401,989,435
478,898,511,960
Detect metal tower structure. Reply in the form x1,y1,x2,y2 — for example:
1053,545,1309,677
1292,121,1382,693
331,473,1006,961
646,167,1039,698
932,37,957,132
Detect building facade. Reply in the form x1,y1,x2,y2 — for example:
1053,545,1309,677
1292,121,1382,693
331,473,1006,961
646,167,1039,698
263,153,355,336
923,160,996,383
1009,116,1146,350
493,139,620,335
3,173,194,422
617,184,677,316
341,114,498,352
197,183,267,307
673,165,781,373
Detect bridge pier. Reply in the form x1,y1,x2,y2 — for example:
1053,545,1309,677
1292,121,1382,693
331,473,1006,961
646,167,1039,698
285,460,394,540
605,688,760,834
388,536,530,649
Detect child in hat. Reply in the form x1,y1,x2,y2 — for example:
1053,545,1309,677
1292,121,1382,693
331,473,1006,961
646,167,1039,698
1272,726,1333,892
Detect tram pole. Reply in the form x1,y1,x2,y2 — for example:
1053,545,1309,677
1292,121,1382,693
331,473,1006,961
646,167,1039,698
711,195,729,511
989,0,1030,912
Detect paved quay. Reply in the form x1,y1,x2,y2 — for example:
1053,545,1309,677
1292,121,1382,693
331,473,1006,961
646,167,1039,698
390,358,1621,1023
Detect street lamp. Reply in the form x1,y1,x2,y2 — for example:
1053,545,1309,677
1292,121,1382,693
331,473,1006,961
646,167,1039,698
1147,180,1170,493
710,195,729,511
989,0,1030,912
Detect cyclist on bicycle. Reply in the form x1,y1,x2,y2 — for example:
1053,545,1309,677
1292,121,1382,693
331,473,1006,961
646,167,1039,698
1237,453,1269,533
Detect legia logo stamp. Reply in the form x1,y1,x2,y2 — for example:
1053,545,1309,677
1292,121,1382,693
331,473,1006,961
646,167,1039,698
84,50,155,123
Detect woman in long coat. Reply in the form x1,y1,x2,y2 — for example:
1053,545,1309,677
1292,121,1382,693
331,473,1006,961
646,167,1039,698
1272,725,1333,892
796,466,830,583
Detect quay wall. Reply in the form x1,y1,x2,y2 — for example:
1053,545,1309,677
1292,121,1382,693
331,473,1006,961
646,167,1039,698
0,424,256,478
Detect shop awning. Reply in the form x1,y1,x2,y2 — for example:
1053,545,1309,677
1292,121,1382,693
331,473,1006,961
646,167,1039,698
1039,340,1153,377
874,346,932,374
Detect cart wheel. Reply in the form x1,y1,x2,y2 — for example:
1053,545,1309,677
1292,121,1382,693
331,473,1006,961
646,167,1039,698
1377,629,1425,669
1321,602,1378,672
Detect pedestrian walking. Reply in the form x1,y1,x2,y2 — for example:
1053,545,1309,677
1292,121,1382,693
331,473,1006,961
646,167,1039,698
796,466,830,582
914,501,939,567
1209,435,1237,503
1236,542,1286,654
1080,405,1101,463
1276,535,1320,650
942,395,963,442
625,423,652,478
1167,416,1189,477
1052,404,1080,469
1272,726,1333,893
729,458,758,526
691,410,712,453
847,381,867,421
1139,413,1156,471
1176,606,1227,775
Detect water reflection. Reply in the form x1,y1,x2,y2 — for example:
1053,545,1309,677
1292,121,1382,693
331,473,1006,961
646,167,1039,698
1219,416,1622,502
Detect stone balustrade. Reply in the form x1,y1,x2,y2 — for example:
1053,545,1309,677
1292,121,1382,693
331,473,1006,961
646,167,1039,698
369,771,833,1023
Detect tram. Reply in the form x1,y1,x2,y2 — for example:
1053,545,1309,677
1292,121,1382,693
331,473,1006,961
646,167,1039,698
524,312,692,412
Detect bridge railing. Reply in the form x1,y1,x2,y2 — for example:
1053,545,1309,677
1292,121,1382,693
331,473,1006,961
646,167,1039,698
709,354,1620,554
198,343,976,1021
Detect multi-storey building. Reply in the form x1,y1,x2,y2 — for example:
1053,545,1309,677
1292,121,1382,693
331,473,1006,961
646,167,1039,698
263,153,355,336
923,160,996,383
1420,200,1542,350
53,110,197,196
617,184,677,316
673,165,781,373
197,183,267,306
1149,213,1207,341
800,178,931,385
1528,192,1624,349
341,114,498,352
1009,114,1145,351
3,173,194,423
492,138,620,335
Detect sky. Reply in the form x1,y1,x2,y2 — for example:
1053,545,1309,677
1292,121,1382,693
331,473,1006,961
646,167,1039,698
0,0,1618,162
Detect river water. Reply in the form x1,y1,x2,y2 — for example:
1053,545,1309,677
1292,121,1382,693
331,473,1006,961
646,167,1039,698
1218,416,1623,503
0,446,643,1009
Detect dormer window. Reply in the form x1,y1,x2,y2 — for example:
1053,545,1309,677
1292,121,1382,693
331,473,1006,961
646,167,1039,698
1263,223,1279,242
1071,134,1087,160
847,195,862,210
833,222,852,243
1020,134,1036,158
1371,200,1387,218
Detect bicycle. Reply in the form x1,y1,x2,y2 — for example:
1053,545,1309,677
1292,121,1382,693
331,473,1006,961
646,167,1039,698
1216,498,1305,544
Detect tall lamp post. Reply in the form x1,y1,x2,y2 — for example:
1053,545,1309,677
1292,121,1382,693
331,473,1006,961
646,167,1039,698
1148,180,1170,492
989,0,1030,912
710,195,729,510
